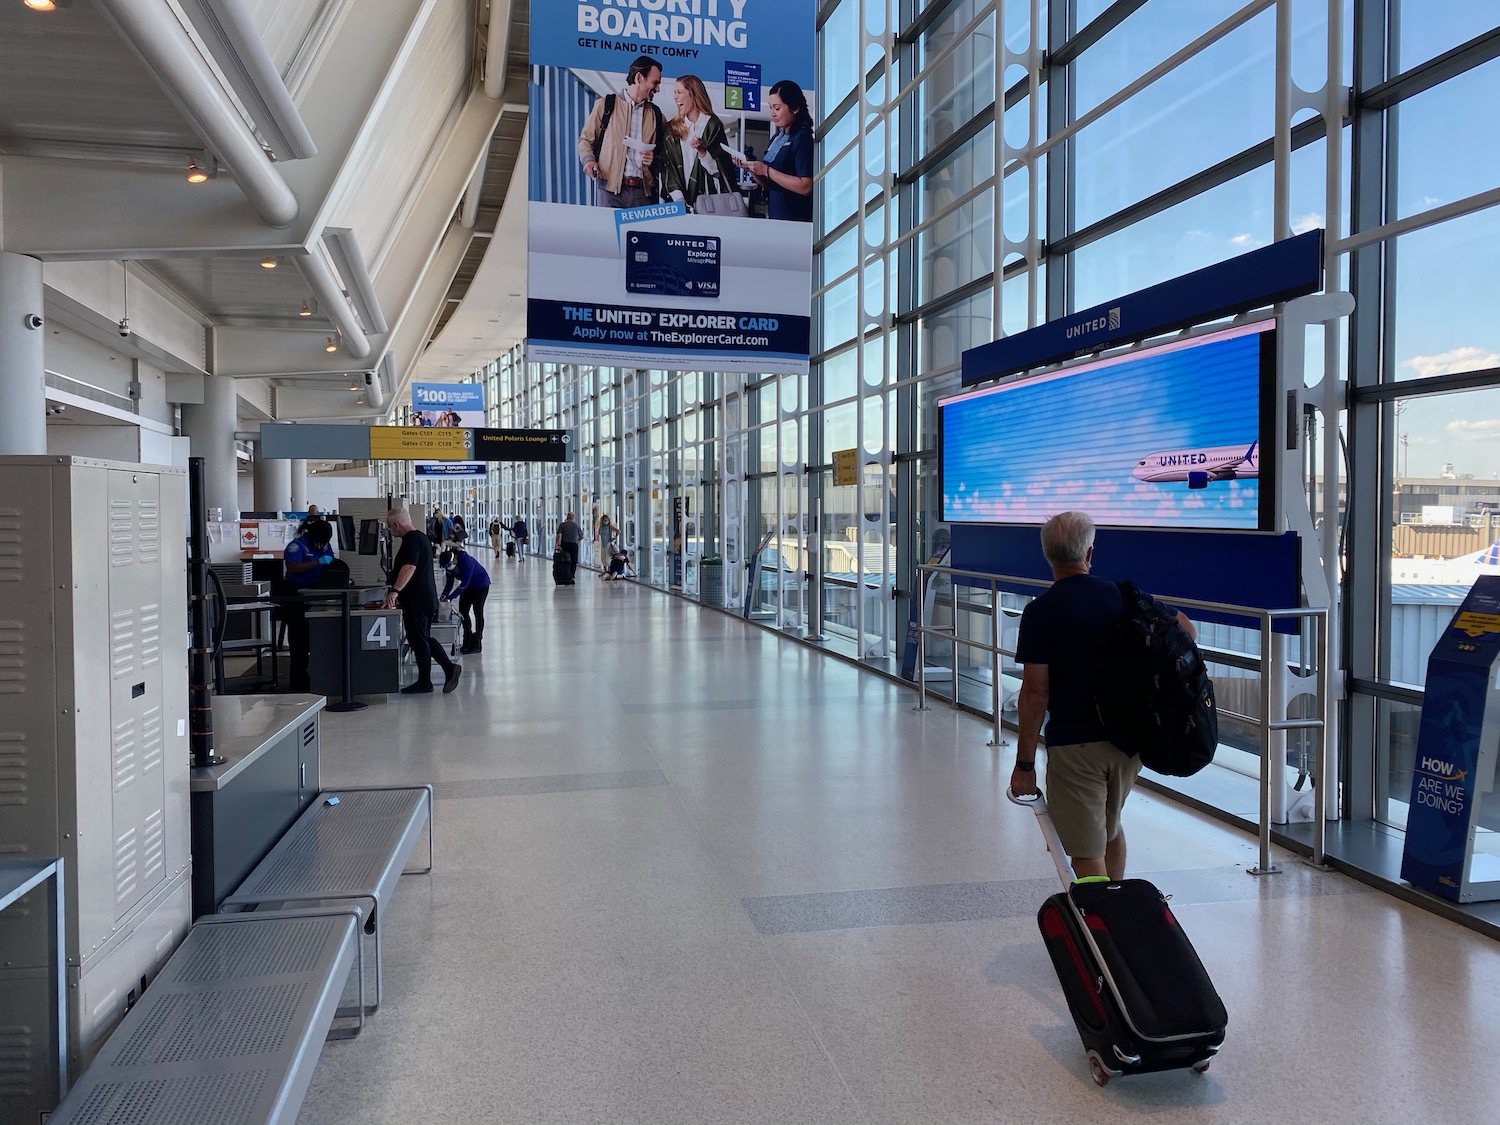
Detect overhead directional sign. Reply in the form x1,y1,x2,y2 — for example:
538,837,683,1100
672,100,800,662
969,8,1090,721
833,448,859,487
368,427,471,461
473,428,572,463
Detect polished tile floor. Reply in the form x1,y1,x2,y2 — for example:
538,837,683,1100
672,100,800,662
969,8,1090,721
299,558,1500,1124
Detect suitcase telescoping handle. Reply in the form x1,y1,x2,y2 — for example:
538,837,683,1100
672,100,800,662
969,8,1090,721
1006,787,1076,890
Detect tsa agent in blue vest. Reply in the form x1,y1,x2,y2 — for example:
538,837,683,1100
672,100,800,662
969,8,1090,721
439,548,492,654
278,519,334,692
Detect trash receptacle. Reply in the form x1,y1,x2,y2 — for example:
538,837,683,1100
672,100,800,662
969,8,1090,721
699,558,724,607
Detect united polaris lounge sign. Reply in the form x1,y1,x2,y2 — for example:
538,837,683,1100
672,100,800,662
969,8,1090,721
961,230,1324,387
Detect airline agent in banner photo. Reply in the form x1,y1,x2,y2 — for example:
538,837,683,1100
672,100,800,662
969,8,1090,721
736,79,814,222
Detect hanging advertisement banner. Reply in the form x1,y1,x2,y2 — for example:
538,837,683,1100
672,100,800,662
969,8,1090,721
528,0,816,375
411,382,486,479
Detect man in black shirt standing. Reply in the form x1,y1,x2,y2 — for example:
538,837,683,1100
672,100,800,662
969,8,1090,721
382,507,461,694
1009,511,1194,881
556,511,583,577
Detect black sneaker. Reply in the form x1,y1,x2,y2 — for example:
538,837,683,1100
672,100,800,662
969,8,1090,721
443,665,462,693
400,682,434,694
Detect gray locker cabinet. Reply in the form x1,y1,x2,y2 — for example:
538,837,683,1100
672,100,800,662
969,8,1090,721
0,456,192,1085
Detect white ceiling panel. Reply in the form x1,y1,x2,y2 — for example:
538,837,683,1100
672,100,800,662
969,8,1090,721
240,0,341,75
0,2,202,155
331,0,471,268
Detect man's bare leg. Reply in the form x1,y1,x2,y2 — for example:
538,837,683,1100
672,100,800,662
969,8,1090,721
1104,828,1127,882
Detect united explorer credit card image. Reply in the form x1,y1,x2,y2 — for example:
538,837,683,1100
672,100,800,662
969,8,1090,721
625,231,722,298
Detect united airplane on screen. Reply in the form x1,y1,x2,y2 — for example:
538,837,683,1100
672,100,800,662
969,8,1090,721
1132,441,1259,490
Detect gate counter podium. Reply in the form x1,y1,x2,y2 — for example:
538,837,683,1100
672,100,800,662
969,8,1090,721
1401,575,1500,902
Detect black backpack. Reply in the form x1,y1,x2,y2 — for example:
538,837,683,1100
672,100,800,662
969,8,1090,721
1095,581,1218,777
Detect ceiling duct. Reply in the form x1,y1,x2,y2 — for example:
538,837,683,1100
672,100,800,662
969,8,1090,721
176,0,318,159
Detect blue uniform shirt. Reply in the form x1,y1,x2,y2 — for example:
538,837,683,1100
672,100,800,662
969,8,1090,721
284,535,328,587
441,551,492,598
765,126,814,222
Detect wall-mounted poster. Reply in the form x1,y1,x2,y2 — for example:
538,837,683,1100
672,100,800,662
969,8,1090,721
528,1,816,375
411,382,485,479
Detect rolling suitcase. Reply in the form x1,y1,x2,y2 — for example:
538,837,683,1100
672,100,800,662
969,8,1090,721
552,549,576,586
1009,789,1226,1086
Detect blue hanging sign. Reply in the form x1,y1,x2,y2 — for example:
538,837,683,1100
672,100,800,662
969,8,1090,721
962,230,1324,387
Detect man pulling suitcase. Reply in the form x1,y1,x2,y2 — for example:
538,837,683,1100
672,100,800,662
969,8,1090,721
1007,511,1196,879
1007,512,1225,1084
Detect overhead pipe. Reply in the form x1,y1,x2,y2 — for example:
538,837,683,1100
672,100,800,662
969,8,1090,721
95,0,300,228
484,0,511,100
296,250,373,359
176,0,318,159
460,159,486,229
323,228,390,334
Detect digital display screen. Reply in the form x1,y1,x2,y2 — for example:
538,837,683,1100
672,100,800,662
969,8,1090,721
940,321,1275,530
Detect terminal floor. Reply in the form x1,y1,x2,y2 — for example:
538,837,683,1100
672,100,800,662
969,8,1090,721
299,558,1500,1125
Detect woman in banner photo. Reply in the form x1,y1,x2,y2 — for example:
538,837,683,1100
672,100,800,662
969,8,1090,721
737,79,814,223
660,74,733,212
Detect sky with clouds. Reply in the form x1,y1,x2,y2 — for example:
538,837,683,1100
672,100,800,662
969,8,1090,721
942,327,1264,529
1054,5,1500,481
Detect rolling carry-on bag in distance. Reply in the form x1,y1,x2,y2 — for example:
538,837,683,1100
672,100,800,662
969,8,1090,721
1007,788,1226,1086
552,549,575,586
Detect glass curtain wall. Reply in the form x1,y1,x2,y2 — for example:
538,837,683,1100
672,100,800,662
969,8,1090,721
387,0,1500,847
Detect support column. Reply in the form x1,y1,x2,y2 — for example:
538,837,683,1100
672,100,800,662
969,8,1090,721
181,376,239,520
289,459,308,509
253,453,292,515
0,252,47,455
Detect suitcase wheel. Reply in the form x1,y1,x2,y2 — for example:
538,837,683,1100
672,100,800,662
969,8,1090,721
1192,1058,1211,1074
1088,1051,1112,1087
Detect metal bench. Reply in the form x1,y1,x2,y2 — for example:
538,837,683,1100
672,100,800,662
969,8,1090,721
220,785,433,1013
45,908,364,1125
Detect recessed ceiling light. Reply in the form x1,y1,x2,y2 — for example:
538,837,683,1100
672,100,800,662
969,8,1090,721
24,0,70,11
260,256,278,269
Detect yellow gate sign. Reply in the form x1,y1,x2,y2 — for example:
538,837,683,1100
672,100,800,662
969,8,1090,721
368,427,472,460
833,448,859,487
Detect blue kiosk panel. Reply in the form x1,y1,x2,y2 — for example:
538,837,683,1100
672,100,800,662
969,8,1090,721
1400,576,1500,903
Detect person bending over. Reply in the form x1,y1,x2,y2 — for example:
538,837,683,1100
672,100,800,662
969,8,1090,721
440,547,492,654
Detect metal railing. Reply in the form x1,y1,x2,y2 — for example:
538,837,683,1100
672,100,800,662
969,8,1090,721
911,563,1331,871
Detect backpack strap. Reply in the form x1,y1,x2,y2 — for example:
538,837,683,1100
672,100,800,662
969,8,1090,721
592,94,617,161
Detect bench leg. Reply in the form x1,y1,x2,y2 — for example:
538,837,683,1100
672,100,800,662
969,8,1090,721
330,923,367,1040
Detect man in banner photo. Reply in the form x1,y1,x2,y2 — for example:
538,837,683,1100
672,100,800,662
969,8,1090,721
528,0,816,376
579,55,666,209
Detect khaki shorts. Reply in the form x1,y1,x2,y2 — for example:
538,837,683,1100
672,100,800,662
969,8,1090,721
1045,740,1142,860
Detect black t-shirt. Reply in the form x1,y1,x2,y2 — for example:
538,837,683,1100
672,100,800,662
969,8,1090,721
391,529,439,616
1014,574,1127,747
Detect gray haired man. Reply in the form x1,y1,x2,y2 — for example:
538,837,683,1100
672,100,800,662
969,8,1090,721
1008,511,1194,880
